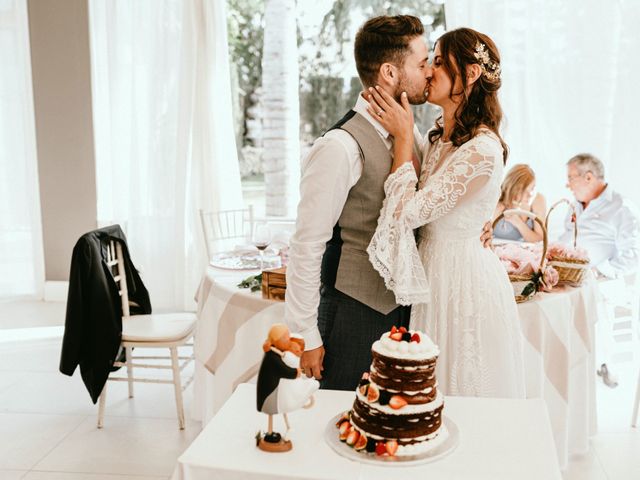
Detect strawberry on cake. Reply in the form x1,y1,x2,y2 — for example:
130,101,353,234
335,327,446,458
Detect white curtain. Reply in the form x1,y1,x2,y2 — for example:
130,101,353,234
445,0,640,235
0,0,44,298
89,0,243,310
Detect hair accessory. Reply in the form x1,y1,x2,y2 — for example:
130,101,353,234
474,42,501,81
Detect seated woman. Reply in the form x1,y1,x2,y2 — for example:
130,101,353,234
493,164,546,242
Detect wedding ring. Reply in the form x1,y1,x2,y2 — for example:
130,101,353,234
377,110,383,117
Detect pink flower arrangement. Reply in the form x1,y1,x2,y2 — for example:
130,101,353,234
494,243,542,276
546,242,590,262
495,241,590,277
495,240,587,295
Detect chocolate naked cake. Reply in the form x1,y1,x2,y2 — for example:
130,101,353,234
335,327,446,457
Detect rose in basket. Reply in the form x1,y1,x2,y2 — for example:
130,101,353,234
494,243,559,297
493,209,551,302
510,262,559,297
539,265,560,292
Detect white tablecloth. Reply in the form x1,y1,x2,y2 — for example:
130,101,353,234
518,281,599,468
192,267,277,424
192,266,599,469
176,383,561,480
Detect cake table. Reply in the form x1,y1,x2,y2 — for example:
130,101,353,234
173,383,561,480
193,267,599,469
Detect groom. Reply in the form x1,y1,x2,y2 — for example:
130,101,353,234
284,15,432,391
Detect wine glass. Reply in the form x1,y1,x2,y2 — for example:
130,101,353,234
252,224,272,270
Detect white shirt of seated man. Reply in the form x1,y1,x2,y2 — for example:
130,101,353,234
560,153,640,278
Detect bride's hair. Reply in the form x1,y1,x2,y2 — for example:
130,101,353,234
428,28,508,163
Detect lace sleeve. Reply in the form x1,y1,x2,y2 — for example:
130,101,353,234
367,163,430,305
367,134,500,306
400,136,498,229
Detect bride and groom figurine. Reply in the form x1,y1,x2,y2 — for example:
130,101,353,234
256,323,319,452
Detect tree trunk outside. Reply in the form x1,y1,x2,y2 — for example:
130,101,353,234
261,0,300,217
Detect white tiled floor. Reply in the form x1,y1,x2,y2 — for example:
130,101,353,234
0,300,200,480
1,299,639,479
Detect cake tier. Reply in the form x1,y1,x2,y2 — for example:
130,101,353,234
370,350,437,397
350,389,444,442
371,330,439,362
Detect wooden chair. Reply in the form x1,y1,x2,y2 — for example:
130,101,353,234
199,206,254,259
97,240,196,429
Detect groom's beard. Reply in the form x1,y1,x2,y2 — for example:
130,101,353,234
395,72,428,105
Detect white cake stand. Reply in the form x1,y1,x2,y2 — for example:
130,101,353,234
324,412,459,466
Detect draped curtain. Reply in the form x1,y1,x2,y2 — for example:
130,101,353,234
445,0,640,235
88,0,243,310
0,0,44,298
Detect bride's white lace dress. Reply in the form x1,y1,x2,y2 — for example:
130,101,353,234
368,130,525,398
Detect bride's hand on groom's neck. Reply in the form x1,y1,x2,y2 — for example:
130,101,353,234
366,86,414,140
365,86,414,174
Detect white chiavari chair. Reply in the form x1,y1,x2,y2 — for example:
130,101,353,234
97,240,196,429
199,205,254,260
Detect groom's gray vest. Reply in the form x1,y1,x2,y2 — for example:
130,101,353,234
320,110,399,314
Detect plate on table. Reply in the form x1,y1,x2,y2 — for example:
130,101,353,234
324,412,459,466
209,249,281,270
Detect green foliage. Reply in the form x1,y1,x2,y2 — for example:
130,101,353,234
311,0,445,75
227,0,264,144
237,273,263,292
227,0,264,95
345,77,363,114
520,270,543,299
302,76,348,138
300,0,445,140
227,0,446,147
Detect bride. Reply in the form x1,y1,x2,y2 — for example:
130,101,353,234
366,28,524,398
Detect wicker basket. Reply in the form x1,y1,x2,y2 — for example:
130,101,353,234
493,209,548,303
544,199,590,286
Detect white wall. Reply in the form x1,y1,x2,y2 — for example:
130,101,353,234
27,0,97,281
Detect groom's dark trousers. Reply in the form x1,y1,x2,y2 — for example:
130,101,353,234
318,285,410,391
315,109,412,391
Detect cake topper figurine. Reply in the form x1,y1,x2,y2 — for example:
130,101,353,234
256,323,319,452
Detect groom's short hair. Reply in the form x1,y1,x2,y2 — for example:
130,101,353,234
355,15,424,88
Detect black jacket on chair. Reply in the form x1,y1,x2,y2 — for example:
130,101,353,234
59,225,152,403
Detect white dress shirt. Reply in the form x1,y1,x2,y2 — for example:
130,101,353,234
559,185,640,278
284,95,422,350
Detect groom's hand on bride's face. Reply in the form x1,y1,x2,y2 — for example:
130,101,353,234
481,221,493,249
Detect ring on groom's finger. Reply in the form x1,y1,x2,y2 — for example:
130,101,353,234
377,110,383,116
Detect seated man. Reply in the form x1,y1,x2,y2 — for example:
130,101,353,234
561,153,639,278
561,153,640,387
